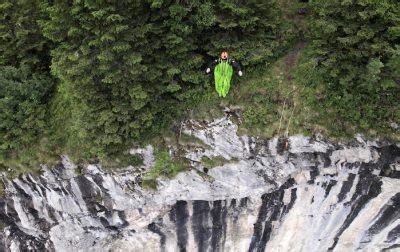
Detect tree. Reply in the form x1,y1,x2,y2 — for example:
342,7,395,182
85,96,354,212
196,0,291,66
0,0,52,71
39,0,289,157
305,0,400,132
0,66,55,154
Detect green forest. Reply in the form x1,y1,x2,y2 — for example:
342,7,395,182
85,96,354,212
0,0,399,176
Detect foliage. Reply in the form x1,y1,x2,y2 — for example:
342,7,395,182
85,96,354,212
0,0,399,179
148,151,184,178
0,65,57,175
0,179,5,197
36,0,289,158
196,0,294,66
201,155,238,169
302,0,400,136
103,153,144,169
142,150,187,190
241,72,282,131
0,0,52,71
0,65,55,154
178,133,211,149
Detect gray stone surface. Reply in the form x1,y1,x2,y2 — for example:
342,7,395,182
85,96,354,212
1,115,399,251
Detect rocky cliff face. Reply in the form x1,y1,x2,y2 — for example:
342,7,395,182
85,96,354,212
1,116,399,251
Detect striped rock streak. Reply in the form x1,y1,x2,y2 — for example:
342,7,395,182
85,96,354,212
1,116,399,251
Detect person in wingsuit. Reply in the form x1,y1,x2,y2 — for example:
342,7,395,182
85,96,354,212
206,49,243,97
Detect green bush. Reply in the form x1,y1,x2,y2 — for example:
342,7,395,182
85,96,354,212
142,150,187,190
148,151,184,178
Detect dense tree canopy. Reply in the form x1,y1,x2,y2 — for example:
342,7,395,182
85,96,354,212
38,0,289,156
305,0,400,132
0,0,52,71
0,66,54,153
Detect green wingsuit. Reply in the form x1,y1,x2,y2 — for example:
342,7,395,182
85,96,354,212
214,59,234,97
207,57,242,97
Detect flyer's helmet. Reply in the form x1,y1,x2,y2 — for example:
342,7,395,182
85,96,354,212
220,49,229,60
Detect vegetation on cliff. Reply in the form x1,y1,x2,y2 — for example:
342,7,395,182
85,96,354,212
0,0,398,175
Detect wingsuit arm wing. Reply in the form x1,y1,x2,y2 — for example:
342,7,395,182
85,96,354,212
206,59,218,73
230,60,242,72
